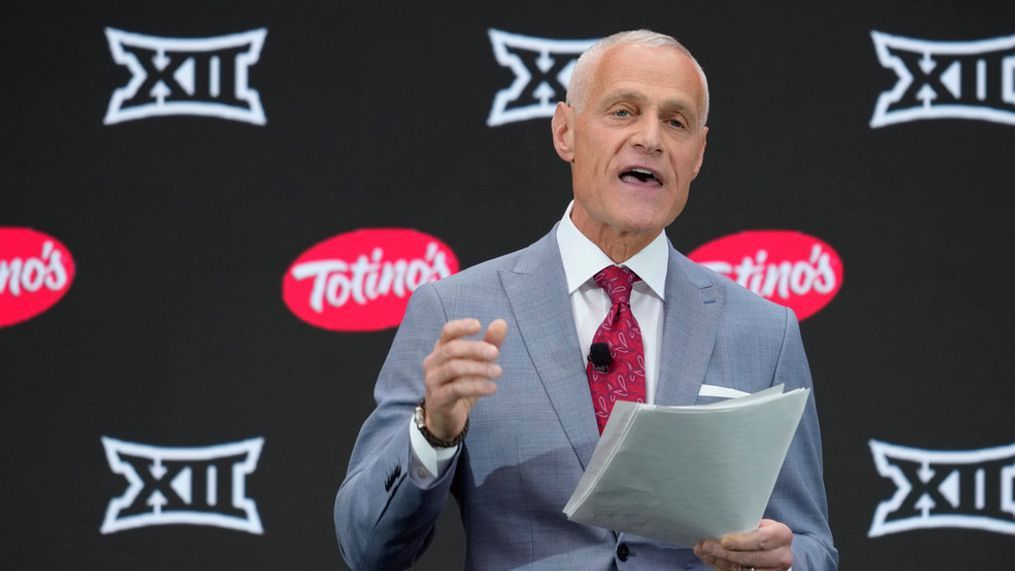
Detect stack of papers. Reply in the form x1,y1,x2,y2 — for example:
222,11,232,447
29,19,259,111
563,385,809,546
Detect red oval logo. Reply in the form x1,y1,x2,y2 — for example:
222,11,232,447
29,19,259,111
0,227,76,327
282,228,460,331
687,230,843,320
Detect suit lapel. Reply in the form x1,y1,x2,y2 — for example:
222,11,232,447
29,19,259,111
500,230,600,469
499,233,725,464
654,246,725,406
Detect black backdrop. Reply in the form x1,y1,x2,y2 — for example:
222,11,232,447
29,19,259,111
3,1,1014,568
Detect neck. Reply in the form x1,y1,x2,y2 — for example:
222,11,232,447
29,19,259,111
571,213,656,264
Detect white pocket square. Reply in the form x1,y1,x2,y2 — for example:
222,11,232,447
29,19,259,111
697,384,750,399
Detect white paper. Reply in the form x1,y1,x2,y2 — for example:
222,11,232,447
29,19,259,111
563,385,809,547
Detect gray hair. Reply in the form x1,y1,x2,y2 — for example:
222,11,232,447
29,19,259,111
566,29,710,128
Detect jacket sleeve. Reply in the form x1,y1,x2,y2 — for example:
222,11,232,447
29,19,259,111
334,283,460,571
764,308,839,570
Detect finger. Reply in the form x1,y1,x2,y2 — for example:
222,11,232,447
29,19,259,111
425,359,503,388
695,552,741,571
721,519,791,552
698,541,788,571
695,540,762,570
438,338,500,363
719,527,765,552
427,377,498,410
695,541,729,563
442,377,499,400
692,545,724,570
483,318,509,348
438,318,482,345
697,546,781,571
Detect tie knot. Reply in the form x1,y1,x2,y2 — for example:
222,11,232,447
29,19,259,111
593,265,640,305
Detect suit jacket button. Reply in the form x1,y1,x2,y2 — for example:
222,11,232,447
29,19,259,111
616,543,630,561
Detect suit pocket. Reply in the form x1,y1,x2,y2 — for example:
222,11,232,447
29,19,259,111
697,383,750,399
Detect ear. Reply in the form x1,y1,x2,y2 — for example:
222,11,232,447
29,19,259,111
551,102,575,163
691,126,708,179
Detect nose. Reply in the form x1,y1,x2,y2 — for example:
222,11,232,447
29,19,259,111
629,116,662,154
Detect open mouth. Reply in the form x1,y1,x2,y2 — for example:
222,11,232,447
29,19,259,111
619,167,663,186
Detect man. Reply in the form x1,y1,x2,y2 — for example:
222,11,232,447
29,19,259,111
335,30,837,570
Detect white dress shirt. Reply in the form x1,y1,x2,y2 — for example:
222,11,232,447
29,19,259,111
409,201,669,480
555,200,668,404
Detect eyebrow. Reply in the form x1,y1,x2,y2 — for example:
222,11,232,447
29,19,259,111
602,90,700,125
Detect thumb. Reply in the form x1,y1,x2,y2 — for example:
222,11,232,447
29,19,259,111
483,319,509,348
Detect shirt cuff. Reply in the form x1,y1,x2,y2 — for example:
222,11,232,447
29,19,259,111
407,415,459,482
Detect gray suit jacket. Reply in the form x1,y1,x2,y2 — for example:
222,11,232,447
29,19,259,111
335,228,837,570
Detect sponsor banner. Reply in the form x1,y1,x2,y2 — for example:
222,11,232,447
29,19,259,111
0,227,75,328
688,230,843,320
283,228,459,331
487,29,598,126
101,437,265,534
104,28,267,125
870,31,1015,127
869,440,1015,537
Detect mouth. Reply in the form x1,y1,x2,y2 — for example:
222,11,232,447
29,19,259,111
619,167,663,187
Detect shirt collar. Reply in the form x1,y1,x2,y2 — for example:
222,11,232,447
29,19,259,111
555,200,668,299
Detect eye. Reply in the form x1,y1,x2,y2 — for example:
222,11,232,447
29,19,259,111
613,108,631,118
667,118,686,129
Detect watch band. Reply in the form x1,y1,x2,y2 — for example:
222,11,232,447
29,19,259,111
414,398,468,448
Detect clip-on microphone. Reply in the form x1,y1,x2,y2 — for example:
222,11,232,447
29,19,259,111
588,342,612,373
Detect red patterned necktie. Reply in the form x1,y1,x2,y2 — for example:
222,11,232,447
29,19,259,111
586,265,647,434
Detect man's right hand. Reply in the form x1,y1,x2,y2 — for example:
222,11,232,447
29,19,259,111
421,318,508,441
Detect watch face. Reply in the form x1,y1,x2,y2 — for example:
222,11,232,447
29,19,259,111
414,406,425,428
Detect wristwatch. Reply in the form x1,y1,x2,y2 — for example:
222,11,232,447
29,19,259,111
414,398,468,448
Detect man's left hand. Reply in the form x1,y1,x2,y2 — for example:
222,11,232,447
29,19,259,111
693,519,793,571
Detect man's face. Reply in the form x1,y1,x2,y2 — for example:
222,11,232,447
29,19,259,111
553,43,708,246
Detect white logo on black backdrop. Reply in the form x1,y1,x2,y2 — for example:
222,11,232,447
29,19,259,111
870,31,1015,128
868,440,1015,537
104,28,267,125
101,436,265,534
487,29,598,127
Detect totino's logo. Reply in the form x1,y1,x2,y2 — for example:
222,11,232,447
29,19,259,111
0,227,75,328
487,29,598,126
104,28,267,125
688,230,843,321
283,229,459,331
870,31,1015,127
869,440,1015,537
101,437,264,534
